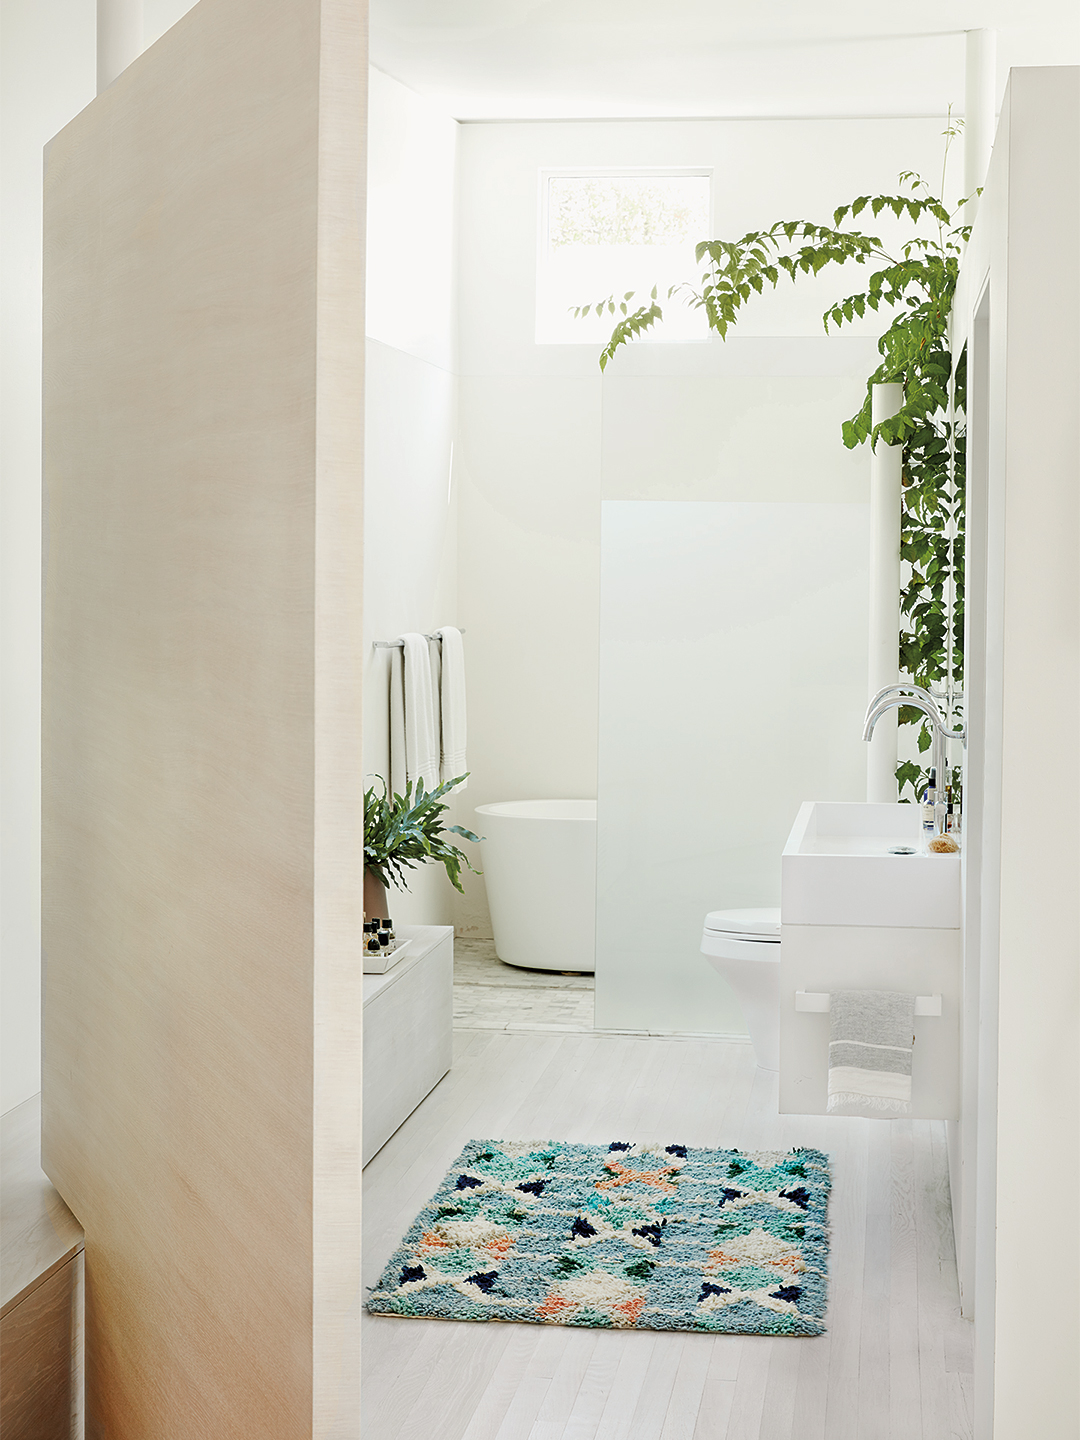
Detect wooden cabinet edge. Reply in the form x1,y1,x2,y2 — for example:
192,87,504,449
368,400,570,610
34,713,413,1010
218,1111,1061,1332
0,1248,83,1440
1,1241,85,1321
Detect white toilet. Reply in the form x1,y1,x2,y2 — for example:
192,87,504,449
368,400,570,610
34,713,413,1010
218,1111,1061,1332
700,907,781,1070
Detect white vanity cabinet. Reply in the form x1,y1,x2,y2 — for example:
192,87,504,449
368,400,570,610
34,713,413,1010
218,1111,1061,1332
779,922,961,1119
362,925,454,1165
778,802,961,1119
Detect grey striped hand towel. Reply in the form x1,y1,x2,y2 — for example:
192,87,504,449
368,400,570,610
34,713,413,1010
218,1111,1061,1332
826,990,916,1117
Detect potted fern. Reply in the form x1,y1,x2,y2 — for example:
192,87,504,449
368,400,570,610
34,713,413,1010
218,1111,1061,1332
363,774,482,920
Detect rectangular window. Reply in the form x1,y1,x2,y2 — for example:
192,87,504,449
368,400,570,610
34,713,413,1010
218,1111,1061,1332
536,170,713,346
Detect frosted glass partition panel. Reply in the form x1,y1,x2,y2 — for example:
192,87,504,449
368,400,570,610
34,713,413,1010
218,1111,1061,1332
596,501,868,1035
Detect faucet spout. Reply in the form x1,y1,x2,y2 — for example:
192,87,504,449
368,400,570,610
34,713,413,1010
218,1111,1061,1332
867,682,942,715
862,691,966,798
862,692,943,744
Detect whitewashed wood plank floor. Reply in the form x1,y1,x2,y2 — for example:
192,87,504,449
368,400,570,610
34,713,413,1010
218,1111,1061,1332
362,1028,973,1440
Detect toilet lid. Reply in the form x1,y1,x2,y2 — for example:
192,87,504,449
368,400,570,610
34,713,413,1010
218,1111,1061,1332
703,906,781,940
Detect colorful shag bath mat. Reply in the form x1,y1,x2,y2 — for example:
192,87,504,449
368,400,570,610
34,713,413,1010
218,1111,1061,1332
368,1140,831,1336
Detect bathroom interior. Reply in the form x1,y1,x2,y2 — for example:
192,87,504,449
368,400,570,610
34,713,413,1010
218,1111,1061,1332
2,1,1077,1438
357,12,1075,1440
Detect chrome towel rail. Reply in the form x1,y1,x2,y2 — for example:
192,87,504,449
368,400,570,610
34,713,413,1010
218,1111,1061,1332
372,629,466,650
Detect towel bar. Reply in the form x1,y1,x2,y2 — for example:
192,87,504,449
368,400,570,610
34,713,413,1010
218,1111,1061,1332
373,629,466,650
794,991,941,1016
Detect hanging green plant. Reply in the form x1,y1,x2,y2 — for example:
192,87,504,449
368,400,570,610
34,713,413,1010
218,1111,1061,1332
579,120,969,799
364,774,482,893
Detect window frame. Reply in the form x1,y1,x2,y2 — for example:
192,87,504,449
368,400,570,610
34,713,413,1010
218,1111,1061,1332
536,166,715,346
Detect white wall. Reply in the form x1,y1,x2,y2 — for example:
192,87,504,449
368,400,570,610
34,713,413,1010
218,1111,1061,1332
454,114,956,943
143,0,199,49
1,0,95,1113
363,69,462,926
953,67,1079,1440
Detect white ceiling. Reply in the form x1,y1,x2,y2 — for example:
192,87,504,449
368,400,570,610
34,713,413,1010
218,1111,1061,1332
369,0,1080,119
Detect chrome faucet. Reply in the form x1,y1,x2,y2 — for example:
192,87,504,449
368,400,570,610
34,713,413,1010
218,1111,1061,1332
867,682,941,715
862,684,966,794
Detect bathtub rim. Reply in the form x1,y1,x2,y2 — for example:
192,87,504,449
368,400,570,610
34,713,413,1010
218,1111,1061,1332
474,799,596,824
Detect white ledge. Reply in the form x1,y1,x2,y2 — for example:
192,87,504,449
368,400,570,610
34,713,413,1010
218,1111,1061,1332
795,991,942,1016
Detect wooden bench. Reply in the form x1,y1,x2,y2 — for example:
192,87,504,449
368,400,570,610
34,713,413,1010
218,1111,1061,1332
1,1094,84,1438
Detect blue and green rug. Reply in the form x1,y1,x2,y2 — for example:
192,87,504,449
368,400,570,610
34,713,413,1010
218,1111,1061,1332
368,1140,831,1336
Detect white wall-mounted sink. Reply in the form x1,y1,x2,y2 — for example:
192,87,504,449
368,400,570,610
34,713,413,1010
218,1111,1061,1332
782,801,960,929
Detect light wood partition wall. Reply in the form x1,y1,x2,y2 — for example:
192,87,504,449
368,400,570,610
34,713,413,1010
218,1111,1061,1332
41,0,365,1435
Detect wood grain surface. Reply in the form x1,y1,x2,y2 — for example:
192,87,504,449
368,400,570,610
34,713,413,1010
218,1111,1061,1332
1,1094,83,1317
40,0,365,1434
1,1094,84,1438
0,1253,81,1440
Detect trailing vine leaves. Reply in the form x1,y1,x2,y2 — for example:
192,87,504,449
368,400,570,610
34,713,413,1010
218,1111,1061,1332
582,130,970,799
893,341,966,799
573,285,663,343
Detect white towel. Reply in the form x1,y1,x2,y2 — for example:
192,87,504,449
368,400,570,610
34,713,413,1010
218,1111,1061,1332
827,990,915,1118
399,632,440,791
388,646,407,797
437,626,467,789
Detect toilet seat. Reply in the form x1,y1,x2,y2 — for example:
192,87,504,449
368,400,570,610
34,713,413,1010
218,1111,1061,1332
700,906,782,1069
703,906,780,942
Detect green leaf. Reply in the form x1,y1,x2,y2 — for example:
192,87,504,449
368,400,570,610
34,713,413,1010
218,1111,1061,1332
571,146,967,720
598,302,664,371
895,760,923,801
365,773,482,894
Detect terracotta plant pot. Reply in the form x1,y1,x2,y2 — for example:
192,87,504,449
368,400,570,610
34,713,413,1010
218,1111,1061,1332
364,868,390,924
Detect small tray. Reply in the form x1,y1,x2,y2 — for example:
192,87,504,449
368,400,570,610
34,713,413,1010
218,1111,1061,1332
362,936,412,975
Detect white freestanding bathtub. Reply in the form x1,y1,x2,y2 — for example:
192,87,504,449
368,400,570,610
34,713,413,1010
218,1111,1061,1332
474,800,596,973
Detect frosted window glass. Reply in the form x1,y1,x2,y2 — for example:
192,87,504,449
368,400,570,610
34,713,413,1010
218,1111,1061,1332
537,172,712,345
548,175,710,248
